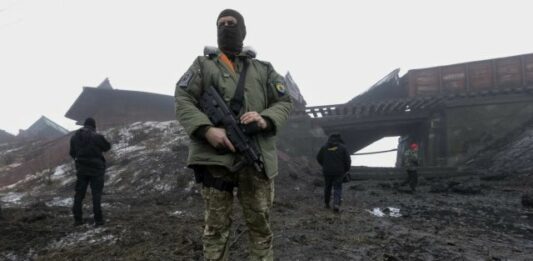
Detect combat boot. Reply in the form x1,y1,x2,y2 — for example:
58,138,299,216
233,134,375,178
94,220,105,227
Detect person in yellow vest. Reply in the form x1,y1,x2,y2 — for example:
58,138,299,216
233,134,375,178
174,9,292,261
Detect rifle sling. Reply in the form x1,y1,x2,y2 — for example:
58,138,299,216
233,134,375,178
229,58,249,116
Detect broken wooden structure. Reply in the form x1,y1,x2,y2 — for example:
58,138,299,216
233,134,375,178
65,78,176,130
300,53,533,167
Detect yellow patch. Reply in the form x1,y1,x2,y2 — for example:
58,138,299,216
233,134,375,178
275,83,286,95
327,146,338,151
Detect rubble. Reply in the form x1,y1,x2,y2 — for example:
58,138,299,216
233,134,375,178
1,120,533,260
522,192,533,208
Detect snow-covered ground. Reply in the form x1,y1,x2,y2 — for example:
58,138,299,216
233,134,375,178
0,121,190,203
46,228,117,250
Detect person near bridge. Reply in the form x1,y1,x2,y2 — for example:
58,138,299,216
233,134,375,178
401,143,419,192
317,133,352,213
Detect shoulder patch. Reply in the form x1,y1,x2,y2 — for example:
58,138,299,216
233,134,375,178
275,82,286,96
178,70,194,89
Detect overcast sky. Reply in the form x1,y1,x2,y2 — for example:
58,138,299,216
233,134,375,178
1,0,532,166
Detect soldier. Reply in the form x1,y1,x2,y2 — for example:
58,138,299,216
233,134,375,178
401,143,419,192
174,9,292,261
316,133,351,213
69,117,111,227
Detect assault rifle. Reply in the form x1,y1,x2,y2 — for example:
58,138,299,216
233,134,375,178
199,85,264,172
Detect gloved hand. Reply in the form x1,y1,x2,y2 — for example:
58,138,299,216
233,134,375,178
205,127,236,152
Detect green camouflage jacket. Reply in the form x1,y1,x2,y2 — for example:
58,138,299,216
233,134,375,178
403,149,419,171
174,47,293,179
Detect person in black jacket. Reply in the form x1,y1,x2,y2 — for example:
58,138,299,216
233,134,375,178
69,118,111,226
316,133,352,212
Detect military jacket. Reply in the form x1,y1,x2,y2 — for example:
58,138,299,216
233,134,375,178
316,142,351,176
403,149,419,171
174,47,293,179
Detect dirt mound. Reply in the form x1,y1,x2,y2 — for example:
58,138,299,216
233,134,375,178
3,120,533,259
2,174,533,260
466,120,533,175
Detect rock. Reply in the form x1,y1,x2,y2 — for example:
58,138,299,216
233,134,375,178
21,213,49,223
447,181,460,188
349,184,365,191
522,192,533,208
312,178,323,187
289,171,298,180
383,253,402,261
451,183,482,195
430,183,449,193
378,183,392,189
480,174,507,181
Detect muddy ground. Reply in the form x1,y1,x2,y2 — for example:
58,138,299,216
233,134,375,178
1,172,533,261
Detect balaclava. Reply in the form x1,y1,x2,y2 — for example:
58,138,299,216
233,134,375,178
84,117,96,129
217,9,246,56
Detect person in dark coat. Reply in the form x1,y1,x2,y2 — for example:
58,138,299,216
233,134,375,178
317,133,352,212
69,118,111,226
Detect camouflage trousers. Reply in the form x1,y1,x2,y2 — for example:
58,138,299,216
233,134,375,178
201,165,274,261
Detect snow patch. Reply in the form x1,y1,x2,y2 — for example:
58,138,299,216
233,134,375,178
147,120,177,131
8,163,21,168
0,169,51,191
106,167,121,184
46,197,73,207
1,252,19,261
47,228,116,250
2,146,22,154
1,192,26,204
114,145,145,157
367,207,402,218
184,180,196,193
153,183,172,192
52,164,69,177
170,210,184,216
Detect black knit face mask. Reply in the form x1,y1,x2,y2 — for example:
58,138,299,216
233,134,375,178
217,24,244,55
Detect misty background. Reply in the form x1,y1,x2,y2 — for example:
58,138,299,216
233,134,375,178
1,0,532,166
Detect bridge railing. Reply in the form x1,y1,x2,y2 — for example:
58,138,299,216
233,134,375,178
304,104,344,118
302,96,446,120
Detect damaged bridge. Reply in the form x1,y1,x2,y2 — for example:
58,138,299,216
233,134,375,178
297,53,533,168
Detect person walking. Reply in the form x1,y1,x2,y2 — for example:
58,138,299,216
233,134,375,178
317,133,351,213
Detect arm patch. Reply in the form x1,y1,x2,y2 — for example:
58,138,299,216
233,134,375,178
275,82,286,96
178,70,194,89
